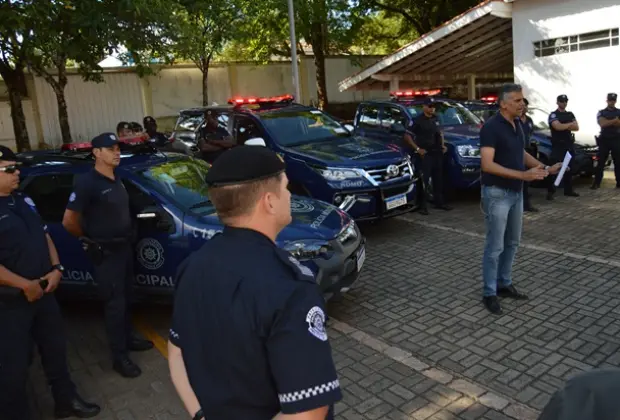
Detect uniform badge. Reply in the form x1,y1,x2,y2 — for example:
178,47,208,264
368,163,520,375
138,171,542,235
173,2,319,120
288,255,314,278
69,192,76,202
306,306,328,341
550,113,556,119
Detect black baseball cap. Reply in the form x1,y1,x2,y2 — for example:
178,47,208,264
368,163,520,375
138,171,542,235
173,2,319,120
130,122,143,131
423,97,436,106
205,145,285,187
92,133,120,149
116,121,130,132
557,94,568,102
0,145,18,162
608,93,617,101
143,116,156,126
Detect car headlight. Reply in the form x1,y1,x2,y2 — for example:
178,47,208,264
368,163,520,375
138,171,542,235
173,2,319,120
457,145,481,158
337,221,358,244
283,240,332,261
316,167,363,181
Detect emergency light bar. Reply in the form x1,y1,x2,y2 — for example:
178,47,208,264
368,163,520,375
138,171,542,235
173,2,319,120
60,133,148,152
481,95,498,103
390,89,442,99
227,94,294,105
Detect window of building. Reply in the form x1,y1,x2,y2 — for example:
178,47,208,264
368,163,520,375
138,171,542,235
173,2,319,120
534,28,619,57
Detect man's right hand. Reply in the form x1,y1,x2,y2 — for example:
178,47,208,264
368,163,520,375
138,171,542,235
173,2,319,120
22,279,44,302
522,166,548,181
417,148,426,157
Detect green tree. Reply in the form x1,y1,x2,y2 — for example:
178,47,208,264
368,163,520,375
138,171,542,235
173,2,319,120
350,11,415,55
172,0,248,105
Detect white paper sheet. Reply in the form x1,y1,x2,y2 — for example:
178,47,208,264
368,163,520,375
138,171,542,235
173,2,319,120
553,151,572,187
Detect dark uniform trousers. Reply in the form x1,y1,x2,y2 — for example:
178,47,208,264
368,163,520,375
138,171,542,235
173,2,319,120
594,135,620,186
414,151,445,207
548,146,575,195
93,242,134,360
0,294,75,420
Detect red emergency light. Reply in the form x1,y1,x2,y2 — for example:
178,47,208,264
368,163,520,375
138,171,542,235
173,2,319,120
481,95,498,103
227,94,294,105
60,133,148,152
390,89,442,98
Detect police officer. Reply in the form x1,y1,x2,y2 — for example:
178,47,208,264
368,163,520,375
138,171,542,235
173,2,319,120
547,94,580,200
168,146,342,420
197,109,236,163
116,121,132,138
0,146,100,419
143,116,170,147
521,98,538,212
404,97,452,215
62,133,153,379
592,93,620,189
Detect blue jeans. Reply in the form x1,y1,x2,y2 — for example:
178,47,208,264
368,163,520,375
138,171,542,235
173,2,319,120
481,185,523,297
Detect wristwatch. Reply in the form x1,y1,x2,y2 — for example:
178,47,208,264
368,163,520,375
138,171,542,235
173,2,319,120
192,409,204,420
52,264,65,273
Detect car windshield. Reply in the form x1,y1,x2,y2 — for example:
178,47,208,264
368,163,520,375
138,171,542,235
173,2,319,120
260,109,350,146
175,114,204,132
408,102,482,126
134,158,213,215
528,107,550,130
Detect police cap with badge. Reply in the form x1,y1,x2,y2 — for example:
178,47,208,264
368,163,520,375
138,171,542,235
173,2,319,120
91,132,120,149
608,93,618,102
557,94,568,103
205,145,285,187
0,145,19,164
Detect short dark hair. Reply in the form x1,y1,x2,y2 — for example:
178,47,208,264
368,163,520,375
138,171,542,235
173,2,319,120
499,84,523,103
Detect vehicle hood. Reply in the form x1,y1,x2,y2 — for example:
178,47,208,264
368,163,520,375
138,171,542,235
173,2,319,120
534,129,597,146
285,136,404,166
441,124,481,145
277,196,351,242
199,196,350,242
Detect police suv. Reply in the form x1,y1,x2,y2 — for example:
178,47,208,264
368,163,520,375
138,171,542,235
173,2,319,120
171,94,417,222
17,139,366,301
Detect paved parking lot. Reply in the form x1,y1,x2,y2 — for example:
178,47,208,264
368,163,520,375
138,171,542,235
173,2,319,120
29,177,620,419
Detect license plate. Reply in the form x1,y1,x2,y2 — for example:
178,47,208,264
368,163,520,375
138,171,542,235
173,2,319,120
356,246,366,272
385,193,407,210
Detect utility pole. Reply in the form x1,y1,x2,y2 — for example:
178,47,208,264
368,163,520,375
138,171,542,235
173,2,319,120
287,0,301,102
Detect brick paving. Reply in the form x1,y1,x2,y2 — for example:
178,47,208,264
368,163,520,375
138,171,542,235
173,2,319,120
29,178,620,419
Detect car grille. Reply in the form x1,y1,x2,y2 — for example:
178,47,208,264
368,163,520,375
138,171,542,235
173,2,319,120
365,160,412,183
579,145,598,156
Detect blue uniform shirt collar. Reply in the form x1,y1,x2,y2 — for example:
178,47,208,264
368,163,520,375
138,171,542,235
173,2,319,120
223,226,276,246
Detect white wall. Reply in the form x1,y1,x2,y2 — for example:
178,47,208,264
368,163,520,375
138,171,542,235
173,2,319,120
512,0,620,143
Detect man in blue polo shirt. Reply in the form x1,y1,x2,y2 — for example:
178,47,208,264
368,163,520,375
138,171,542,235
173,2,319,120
479,84,561,315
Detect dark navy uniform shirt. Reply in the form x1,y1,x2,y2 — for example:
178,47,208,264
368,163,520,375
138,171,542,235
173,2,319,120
548,110,576,148
521,116,534,144
597,107,620,139
169,227,342,419
0,193,51,283
198,126,232,162
405,114,442,152
480,113,525,192
65,169,132,242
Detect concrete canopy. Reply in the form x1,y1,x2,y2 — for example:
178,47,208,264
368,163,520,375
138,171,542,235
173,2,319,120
338,0,516,93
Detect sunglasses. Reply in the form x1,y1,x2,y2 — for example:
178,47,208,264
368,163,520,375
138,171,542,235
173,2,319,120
0,164,19,174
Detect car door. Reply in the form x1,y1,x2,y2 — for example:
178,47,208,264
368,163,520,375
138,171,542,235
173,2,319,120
353,103,386,140
122,178,190,292
379,105,409,147
20,172,98,294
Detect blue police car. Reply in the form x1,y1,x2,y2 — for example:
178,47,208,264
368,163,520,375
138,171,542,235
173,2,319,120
16,141,366,301
353,91,484,193
172,94,417,222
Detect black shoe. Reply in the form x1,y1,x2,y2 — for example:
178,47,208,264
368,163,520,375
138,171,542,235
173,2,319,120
564,191,580,197
546,192,554,201
113,356,142,378
591,183,600,190
497,285,529,300
483,296,502,315
128,337,154,352
524,206,539,212
434,204,453,211
54,394,101,419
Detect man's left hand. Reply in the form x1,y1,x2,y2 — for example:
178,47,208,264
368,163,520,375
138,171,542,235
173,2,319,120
548,162,562,175
42,269,62,293
442,145,447,153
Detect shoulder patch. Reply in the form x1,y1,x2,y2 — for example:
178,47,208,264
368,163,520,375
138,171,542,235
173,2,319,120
24,197,36,208
288,255,315,278
306,306,328,341
69,192,76,202
550,113,556,119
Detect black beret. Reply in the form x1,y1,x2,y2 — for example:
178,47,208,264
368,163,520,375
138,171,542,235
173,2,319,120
205,146,285,187
0,145,17,161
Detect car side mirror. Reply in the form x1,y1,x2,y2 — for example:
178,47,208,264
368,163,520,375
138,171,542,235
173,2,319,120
245,137,267,147
344,124,354,132
391,123,406,134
